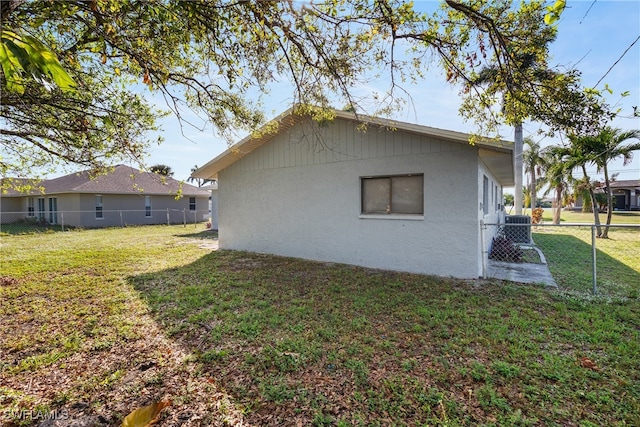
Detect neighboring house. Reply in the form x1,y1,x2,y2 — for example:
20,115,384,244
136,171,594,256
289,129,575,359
1,165,210,227
200,181,219,230
193,107,514,279
607,180,640,211
572,188,605,212
573,180,640,212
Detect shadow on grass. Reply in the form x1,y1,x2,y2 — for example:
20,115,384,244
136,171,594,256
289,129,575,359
533,232,640,298
174,230,218,240
129,250,640,426
128,251,515,425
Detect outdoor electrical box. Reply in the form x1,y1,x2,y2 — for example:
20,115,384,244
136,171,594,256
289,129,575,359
504,215,532,244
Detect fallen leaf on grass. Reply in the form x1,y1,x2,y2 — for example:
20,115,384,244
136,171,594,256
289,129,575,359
579,357,599,371
121,401,171,427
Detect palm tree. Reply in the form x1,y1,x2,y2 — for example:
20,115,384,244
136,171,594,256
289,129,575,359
149,164,174,177
587,127,640,237
523,137,545,212
522,186,531,214
542,146,572,224
187,165,199,186
187,165,213,187
472,66,525,215
471,49,557,215
561,136,603,236
514,126,524,215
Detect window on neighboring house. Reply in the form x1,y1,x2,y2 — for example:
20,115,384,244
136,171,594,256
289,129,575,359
482,175,489,215
189,197,196,211
145,196,152,217
95,195,103,219
495,184,499,211
27,197,35,217
48,197,58,224
37,198,46,221
361,174,424,215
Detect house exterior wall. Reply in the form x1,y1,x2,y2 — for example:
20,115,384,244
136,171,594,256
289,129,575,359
0,193,208,227
218,118,487,278
477,159,506,275
0,194,78,224
210,189,219,230
0,197,22,223
70,193,209,227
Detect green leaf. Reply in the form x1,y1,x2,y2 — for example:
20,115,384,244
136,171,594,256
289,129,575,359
544,0,566,25
0,36,26,94
1,30,76,93
18,34,77,92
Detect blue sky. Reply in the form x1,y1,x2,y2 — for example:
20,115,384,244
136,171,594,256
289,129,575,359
145,0,640,189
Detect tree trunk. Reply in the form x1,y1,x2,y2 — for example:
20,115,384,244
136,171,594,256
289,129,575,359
1,0,26,21
530,167,537,214
514,123,523,215
603,164,612,238
553,185,562,224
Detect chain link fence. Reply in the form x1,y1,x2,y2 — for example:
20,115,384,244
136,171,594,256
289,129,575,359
0,209,210,234
483,222,640,298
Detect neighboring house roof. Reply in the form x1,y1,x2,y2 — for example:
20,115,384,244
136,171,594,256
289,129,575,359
192,107,515,185
3,165,209,197
607,179,640,189
1,178,45,196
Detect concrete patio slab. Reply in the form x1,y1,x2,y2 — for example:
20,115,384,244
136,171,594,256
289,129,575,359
486,259,557,287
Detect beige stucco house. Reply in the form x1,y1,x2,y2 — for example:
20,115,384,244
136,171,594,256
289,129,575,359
1,165,210,228
193,107,514,279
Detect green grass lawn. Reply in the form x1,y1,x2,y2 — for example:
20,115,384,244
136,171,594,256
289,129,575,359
536,209,640,224
1,226,639,426
532,224,640,298
0,221,69,235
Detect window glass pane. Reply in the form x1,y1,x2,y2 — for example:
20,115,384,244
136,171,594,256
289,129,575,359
49,197,57,224
38,198,46,220
362,177,390,213
96,195,103,218
391,175,423,214
145,196,152,217
483,175,489,214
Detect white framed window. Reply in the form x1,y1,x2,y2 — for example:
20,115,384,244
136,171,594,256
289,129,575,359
27,197,35,217
361,174,424,215
48,197,58,224
37,198,46,221
145,196,152,217
482,175,489,215
489,181,496,211
95,195,103,219
189,197,196,211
